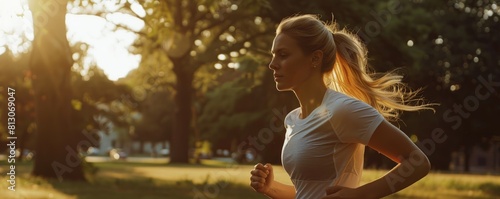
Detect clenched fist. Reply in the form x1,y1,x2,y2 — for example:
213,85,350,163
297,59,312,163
250,163,274,194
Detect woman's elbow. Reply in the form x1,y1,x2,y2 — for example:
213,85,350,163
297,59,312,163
424,155,431,175
405,150,431,178
417,151,431,178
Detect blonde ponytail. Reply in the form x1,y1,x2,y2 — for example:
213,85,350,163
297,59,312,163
328,28,433,121
277,14,434,121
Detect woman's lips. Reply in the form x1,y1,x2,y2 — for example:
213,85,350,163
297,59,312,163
274,74,283,81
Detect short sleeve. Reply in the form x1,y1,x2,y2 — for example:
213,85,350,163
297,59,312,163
329,98,384,145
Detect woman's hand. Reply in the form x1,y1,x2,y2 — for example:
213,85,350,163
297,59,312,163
322,186,364,199
250,163,274,194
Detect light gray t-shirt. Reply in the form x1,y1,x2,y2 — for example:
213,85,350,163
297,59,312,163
282,89,384,199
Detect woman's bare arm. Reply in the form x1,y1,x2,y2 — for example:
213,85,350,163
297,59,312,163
264,180,296,199
250,163,296,199
324,120,431,199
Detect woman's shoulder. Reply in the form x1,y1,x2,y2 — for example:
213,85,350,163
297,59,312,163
324,89,355,107
284,107,301,122
324,89,375,113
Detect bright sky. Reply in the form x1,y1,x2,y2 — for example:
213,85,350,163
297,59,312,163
0,0,145,81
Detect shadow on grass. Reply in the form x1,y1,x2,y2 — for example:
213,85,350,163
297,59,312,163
478,182,500,196
45,173,264,199
7,160,498,199
0,160,263,199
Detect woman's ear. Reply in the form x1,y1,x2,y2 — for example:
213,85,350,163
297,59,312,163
312,50,323,67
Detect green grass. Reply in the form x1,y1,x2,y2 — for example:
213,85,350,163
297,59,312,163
0,160,499,199
359,170,500,198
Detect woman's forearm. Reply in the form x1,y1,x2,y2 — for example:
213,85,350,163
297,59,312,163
264,181,296,199
357,155,431,199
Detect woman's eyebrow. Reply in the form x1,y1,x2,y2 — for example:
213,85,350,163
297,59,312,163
271,48,285,54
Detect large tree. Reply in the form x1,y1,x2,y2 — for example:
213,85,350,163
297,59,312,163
126,0,276,163
29,0,85,180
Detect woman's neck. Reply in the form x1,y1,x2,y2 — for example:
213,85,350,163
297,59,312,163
293,75,328,119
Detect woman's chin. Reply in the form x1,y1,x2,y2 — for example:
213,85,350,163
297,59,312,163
276,84,292,91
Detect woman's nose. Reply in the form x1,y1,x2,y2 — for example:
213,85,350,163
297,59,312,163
268,59,277,70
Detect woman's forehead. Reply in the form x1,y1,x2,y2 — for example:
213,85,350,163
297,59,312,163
271,33,299,53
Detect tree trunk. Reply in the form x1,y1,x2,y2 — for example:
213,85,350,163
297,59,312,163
170,59,193,163
139,140,144,154
16,127,27,162
29,0,85,181
464,145,471,172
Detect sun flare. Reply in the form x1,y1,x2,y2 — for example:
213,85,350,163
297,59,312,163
0,0,33,55
0,0,143,81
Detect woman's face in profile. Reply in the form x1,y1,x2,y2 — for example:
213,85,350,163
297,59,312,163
269,33,315,91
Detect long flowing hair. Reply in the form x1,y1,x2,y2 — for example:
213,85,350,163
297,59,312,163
277,14,434,121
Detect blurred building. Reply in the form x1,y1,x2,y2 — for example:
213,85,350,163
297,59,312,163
131,141,169,156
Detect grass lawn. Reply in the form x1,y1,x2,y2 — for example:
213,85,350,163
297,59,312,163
0,159,499,199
